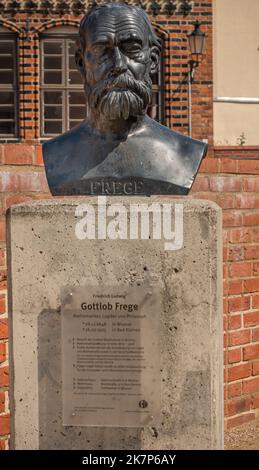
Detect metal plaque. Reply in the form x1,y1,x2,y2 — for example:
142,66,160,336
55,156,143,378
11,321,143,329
61,285,160,427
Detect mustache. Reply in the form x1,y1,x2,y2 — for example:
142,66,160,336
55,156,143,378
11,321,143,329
86,73,152,111
99,90,144,120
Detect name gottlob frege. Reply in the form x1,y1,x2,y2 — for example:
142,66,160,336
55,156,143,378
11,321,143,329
81,302,138,313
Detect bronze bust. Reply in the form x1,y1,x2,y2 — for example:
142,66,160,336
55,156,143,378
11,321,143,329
43,2,207,196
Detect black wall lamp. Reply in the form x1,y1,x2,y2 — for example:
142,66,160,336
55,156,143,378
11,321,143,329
188,20,207,81
187,21,207,136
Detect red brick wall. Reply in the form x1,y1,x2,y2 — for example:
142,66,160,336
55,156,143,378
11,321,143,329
192,148,259,429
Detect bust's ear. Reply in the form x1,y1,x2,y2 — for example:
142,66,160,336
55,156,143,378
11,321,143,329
75,40,84,76
150,46,160,75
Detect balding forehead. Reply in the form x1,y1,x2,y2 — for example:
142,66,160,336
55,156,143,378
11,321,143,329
84,10,149,46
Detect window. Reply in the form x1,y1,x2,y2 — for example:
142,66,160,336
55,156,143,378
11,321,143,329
148,56,164,124
0,34,18,137
41,35,86,136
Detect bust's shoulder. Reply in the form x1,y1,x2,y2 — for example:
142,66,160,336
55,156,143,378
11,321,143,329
143,116,208,156
43,122,89,159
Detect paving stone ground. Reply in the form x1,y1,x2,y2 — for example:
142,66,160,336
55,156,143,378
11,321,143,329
225,417,259,450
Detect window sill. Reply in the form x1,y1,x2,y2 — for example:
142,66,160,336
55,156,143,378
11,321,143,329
0,138,20,143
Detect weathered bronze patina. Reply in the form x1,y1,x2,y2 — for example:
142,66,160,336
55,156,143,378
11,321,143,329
43,2,207,196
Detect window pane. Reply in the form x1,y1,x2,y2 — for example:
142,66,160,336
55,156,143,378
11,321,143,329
44,91,62,105
68,42,76,55
69,106,85,120
69,71,82,85
69,56,77,70
0,91,14,105
69,120,80,130
0,121,14,134
0,70,13,84
0,41,13,54
69,91,85,105
0,56,13,69
44,106,62,119
44,42,62,55
0,106,14,119
44,121,62,134
44,56,62,70
152,70,159,86
44,71,62,84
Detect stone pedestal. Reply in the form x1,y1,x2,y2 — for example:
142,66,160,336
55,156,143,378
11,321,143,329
7,197,223,449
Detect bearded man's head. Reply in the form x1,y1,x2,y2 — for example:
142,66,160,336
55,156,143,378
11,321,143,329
75,2,161,122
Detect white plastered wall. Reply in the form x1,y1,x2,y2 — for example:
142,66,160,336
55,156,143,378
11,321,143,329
214,0,259,145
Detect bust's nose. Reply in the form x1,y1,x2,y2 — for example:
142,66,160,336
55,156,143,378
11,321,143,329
112,47,127,75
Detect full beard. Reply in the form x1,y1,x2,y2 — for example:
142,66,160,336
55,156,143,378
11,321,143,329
85,74,153,121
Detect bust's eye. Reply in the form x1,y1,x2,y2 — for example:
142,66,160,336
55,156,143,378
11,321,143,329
93,45,110,56
121,43,142,56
